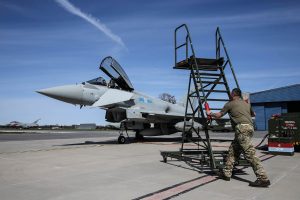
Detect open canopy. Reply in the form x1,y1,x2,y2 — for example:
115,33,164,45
99,56,134,91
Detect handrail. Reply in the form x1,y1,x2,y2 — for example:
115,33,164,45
216,27,240,89
174,24,207,103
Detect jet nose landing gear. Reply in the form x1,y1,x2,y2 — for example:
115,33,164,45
118,135,126,144
117,122,130,144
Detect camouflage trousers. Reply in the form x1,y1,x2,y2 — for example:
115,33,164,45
223,124,269,180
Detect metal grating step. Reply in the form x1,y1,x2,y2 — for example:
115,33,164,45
174,57,224,70
198,81,225,84
203,89,228,93
195,72,222,77
201,98,229,102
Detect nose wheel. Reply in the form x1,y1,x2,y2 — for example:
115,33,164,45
118,122,130,144
118,135,126,144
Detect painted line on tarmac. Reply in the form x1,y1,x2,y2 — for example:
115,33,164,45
133,175,217,200
134,154,276,200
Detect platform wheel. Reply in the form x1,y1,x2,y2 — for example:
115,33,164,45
163,156,167,163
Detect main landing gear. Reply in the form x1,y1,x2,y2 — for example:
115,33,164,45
117,131,145,144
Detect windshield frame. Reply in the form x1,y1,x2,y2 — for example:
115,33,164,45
99,56,134,91
86,77,107,86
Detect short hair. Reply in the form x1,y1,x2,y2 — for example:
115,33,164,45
231,88,242,97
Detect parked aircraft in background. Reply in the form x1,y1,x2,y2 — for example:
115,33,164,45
7,119,41,129
37,56,191,143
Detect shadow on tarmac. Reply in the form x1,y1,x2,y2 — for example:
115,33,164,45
55,136,185,146
55,135,234,148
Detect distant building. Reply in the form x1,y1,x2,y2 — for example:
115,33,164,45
250,84,300,131
76,123,97,130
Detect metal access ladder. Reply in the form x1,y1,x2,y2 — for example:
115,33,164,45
161,24,247,171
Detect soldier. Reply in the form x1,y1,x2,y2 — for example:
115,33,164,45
206,88,271,187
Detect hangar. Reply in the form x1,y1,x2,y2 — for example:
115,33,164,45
250,84,300,131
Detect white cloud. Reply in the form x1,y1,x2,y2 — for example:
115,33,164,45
55,0,125,48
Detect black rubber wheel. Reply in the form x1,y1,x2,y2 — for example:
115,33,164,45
163,156,167,163
118,136,126,144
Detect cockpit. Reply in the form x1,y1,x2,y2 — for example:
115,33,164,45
86,77,107,86
83,57,134,91
99,56,134,91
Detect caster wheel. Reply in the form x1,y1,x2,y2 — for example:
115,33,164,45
163,156,167,163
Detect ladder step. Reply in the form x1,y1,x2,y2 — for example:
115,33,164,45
203,98,229,102
199,76,219,80
195,72,222,77
198,81,225,84
195,65,222,71
203,89,228,93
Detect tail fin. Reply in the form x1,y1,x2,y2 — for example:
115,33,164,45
33,119,41,124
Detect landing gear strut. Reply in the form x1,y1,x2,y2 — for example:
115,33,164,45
117,122,130,144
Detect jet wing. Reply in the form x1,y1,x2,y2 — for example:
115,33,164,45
92,89,133,107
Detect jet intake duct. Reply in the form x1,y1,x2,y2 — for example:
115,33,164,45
105,109,126,122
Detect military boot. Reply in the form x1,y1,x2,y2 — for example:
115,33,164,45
249,179,271,187
215,170,230,181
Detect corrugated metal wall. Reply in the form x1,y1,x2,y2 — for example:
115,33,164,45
252,102,287,130
250,84,300,103
250,84,300,131
252,104,266,130
265,103,282,130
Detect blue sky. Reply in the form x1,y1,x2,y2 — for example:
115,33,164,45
0,0,299,125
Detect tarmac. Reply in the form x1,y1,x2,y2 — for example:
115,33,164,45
0,130,299,200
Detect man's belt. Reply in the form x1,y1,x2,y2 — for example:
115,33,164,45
239,123,251,126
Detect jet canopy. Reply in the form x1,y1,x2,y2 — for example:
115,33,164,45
100,56,134,91
86,77,107,86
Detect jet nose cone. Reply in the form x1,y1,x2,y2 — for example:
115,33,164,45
37,84,83,105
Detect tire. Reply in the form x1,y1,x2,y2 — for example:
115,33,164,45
118,136,126,144
163,156,167,163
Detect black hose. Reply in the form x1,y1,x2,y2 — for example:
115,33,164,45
255,133,270,149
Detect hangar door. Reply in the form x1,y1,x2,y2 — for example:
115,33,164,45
265,103,282,130
252,105,265,131
287,101,300,113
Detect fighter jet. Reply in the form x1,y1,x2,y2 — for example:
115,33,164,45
37,56,189,143
7,119,41,129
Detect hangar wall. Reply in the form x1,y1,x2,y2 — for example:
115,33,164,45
252,102,288,130
250,84,300,131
